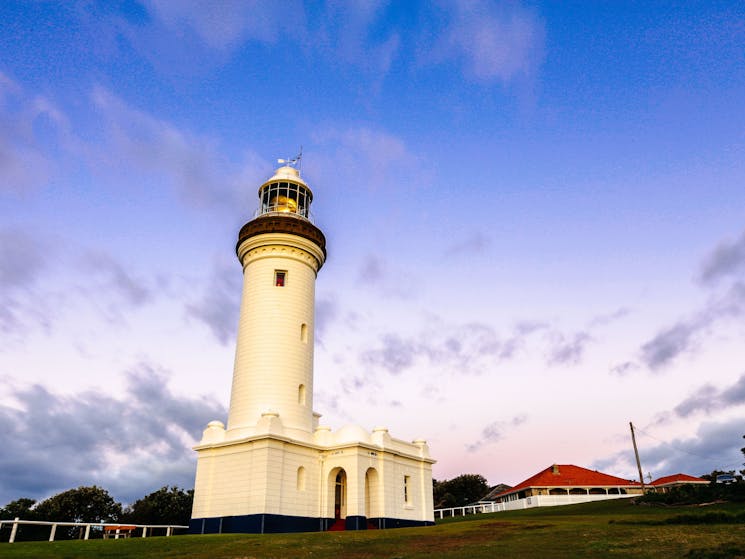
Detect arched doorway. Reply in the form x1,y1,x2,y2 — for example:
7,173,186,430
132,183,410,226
365,468,380,520
333,469,347,520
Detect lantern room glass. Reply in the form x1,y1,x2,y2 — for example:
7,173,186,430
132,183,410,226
259,181,311,218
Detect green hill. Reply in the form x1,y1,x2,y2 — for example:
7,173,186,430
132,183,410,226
2,499,744,559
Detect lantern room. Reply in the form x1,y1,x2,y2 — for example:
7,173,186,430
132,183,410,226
257,165,313,219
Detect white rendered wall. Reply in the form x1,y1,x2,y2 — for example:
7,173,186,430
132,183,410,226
319,444,434,522
372,451,434,522
193,434,435,523
192,441,265,518
192,439,322,519
227,233,324,434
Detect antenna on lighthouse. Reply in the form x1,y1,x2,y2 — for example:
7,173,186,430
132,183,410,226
277,146,303,171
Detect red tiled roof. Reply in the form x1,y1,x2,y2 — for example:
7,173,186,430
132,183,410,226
496,464,640,497
650,473,708,486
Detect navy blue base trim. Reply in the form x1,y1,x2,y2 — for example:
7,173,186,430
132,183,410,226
345,515,366,530
189,514,434,534
368,517,435,529
190,514,333,534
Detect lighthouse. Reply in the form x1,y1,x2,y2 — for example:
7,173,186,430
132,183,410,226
227,164,326,437
190,159,435,534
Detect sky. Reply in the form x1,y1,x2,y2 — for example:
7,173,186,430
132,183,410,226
1,1,745,507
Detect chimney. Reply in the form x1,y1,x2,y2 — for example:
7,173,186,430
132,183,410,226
552,464,560,475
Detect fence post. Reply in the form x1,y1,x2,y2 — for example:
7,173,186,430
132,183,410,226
84,525,91,540
49,524,57,542
167,526,172,537
10,517,19,543
142,526,147,538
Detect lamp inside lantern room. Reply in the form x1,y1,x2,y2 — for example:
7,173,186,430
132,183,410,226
271,195,298,213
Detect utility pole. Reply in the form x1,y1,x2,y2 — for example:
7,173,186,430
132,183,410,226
630,422,646,492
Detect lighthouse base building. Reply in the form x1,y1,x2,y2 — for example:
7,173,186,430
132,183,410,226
190,419,434,533
190,163,434,533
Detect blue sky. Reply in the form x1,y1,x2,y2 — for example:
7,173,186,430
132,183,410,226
2,1,745,506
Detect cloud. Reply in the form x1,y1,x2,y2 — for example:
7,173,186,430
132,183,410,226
82,252,153,307
3,74,265,216
361,333,418,374
640,320,702,369
142,0,305,50
313,390,353,423
426,1,545,83
673,373,745,418
318,0,400,77
359,319,569,376
466,415,527,452
637,228,745,370
0,227,164,340
121,1,397,80
610,361,640,377
443,232,492,256
310,126,431,193
546,331,592,366
699,229,745,284
639,281,745,369
353,253,416,299
340,373,380,397
593,373,745,477
0,362,226,505
0,228,45,290
673,384,721,417
358,254,387,285
186,260,242,345
315,297,339,344
0,228,53,335
0,72,62,194
0,226,160,338
588,307,630,328
593,417,745,479
127,0,542,88
90,86,267,212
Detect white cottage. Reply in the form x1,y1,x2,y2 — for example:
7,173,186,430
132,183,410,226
190,162,435,533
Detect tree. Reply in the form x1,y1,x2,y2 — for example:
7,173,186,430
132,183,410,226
433,474,489,508
700,469,735,482
123,486,193,526
0,498,40,542
433,479,457,508
0,498,37,519
33,486,122,537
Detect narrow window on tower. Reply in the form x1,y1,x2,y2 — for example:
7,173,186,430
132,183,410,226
300,323,308,343
404,475,411,505
298,384,306,405
297,466,306,491
275,270,286,287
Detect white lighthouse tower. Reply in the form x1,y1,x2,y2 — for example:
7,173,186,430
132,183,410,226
227,164,325,438
191,160,434,534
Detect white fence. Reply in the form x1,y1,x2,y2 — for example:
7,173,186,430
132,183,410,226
434,493,636,520
0,517,188,543
434,502,501,519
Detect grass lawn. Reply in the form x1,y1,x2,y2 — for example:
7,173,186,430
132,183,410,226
1,500,744,559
